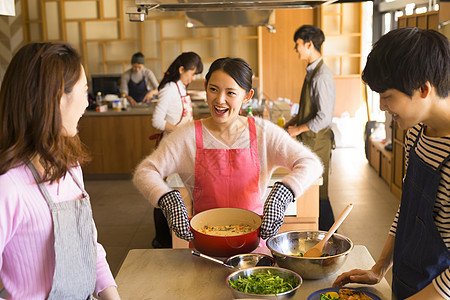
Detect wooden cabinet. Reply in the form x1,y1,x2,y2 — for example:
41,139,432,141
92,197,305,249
77,114,160,175
279,184,319,232
320,2,364,118
368,137,393,188
369,140,381,174
398,11,439,31
381,149,392,184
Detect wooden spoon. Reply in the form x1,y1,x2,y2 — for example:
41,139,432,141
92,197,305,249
303,203,353,257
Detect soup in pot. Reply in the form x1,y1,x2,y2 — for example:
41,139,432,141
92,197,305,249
199,224,254,236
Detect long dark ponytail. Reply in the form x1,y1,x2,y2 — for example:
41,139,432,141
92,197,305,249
158,52,203,90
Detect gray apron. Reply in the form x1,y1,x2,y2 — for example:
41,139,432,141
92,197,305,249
296,59,335,201
27,163,96,300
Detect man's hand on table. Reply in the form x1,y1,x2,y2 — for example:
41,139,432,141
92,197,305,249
332,268,382,287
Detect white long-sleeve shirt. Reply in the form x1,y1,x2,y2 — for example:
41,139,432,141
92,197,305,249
152,81,192,131
134,117,323,208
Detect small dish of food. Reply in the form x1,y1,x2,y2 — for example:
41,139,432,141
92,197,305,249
307,287,381,300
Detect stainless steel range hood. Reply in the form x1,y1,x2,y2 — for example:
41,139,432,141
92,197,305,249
185,10,275,27
127,0,335,26
134,0,333,11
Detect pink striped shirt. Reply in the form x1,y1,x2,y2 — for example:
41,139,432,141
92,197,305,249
0,164,116,299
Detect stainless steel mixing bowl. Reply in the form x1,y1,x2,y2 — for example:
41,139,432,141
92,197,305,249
226,266,302,299
266,231,353,280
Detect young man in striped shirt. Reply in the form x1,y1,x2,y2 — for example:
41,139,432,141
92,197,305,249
333,27,450,300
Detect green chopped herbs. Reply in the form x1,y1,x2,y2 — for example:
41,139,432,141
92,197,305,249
228,270,298,295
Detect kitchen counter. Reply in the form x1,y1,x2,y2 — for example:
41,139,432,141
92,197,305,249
115,245,395,300
83,101,212,117
78,102,212,176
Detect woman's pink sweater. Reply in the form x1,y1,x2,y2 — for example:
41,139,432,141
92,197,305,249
0,164,116,299
134,117,323,208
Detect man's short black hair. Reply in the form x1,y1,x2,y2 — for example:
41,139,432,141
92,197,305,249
293,25,325,53
362,27,449,98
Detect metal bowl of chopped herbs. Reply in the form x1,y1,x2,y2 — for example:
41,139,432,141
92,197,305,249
226,266,302,299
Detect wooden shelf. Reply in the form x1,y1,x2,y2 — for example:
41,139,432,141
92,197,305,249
320,2,362,77
21,0,260,82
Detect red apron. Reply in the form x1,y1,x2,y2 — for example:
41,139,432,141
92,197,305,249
192,117,262,215
175,82,193,122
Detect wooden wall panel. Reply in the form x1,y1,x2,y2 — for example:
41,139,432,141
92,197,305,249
259,9,316,104
334,77,362,117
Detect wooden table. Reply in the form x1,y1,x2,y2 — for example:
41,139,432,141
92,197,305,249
115,245,395,300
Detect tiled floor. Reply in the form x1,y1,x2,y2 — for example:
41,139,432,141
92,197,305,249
87,143,400,285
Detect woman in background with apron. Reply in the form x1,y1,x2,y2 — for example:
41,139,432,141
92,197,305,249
135,57,323,247
0,43,119,299
120,52,159,105
150,52,203,248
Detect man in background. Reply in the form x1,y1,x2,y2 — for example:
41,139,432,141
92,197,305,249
284,25,336,231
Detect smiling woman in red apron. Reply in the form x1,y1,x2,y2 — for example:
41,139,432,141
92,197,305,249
0,43,119,299
134,57,323,245
150,52,203,248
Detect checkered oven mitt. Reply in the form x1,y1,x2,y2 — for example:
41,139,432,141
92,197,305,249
158,190,194,241
260,182,295,239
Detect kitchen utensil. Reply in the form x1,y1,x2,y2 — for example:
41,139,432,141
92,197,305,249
192,251,236,270
190,208,261,257
226,266,302,299
267,231,353,279
224,253,275,270
303,203,353,257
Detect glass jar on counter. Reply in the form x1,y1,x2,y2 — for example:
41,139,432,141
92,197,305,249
112,100,122,112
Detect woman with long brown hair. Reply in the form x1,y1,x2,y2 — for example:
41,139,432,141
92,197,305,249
0,43,120,299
